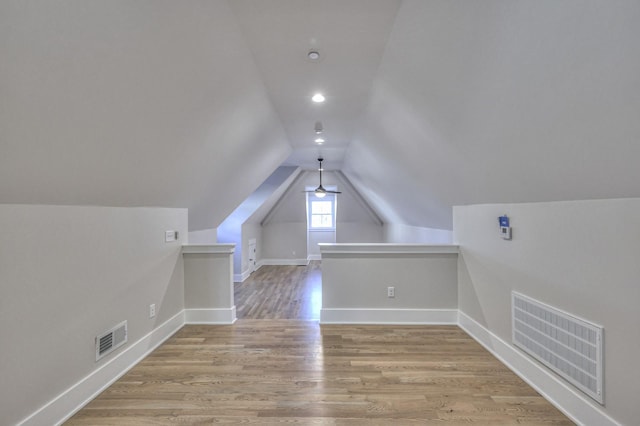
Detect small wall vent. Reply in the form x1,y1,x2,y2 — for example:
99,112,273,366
512,292,603,404
96,320,127,361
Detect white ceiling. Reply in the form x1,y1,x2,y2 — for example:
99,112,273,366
229,0,402,170
2,1,639,231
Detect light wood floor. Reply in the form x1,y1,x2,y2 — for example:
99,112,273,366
66,263,573,425
234,262,322,320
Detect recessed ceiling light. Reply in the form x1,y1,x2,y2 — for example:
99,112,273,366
308,50,320,60
315,138,325,144
312,93,325,103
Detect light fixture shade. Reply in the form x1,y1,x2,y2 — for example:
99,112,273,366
314,190,326,198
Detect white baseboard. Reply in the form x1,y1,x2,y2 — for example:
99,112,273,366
185,307,236,324
19,306,620,426
260,258,309,266
233,269,251,283
307,254,321,261
458,311,619,426
20,310,185,426
320,308,458,324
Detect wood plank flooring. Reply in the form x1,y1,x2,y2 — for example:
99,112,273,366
66,263,573,425
234,262,322,320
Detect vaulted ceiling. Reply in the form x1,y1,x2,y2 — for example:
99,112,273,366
2,1,639,231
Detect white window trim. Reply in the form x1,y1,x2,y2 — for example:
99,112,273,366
306,191,337,231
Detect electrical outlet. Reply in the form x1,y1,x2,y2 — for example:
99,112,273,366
149,304,156,318
387,286,395,298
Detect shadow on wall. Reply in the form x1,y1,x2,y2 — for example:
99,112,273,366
457,250,489,329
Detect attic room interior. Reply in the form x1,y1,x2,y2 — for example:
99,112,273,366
1,1,638,425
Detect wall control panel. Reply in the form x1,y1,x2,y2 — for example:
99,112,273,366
498,215,512,240
165,230,179,242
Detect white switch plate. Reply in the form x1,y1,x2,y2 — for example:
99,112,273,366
387,286,395,298
165,230,177,242
149,304,156,318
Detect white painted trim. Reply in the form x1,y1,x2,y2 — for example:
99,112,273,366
458,311,619,426
260,258,309,266
307,254,321,261
319,243,459,255
320,308,458,325
182,244,235,254
234,269,251,283
185,307,236,324
19,311,185,426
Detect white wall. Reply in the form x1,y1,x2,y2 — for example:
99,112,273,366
337,222,384,243
0,204,187,426
320,244,458,324
308,230,335,258
262,170,383,262
454,199,640,426
217,225,242,277
262,222,308,262
183,245,235,324
188,228,217,244
384,223,452,244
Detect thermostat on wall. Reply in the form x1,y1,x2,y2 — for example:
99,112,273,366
498,215,512,240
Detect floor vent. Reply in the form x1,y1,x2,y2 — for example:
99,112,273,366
512,292,603,404
96,320,127,361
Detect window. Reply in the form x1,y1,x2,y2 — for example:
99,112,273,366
311,200,333,228
307,192,336,230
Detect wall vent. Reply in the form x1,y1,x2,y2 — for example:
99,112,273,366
96,320,127,361
512,292,603,404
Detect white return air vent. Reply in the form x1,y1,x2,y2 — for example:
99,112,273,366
512,292,603,404
96,320,127,361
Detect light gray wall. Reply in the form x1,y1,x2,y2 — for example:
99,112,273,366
262,222,307,261
217,227,242,276
184,253,233,310
188,228,217,244
383,223,452,244
0,204,187,426
454,199,640,425
218,166,299,276
308,230,335,257
322,251,458,310
337,222,384,243
262,171,383,260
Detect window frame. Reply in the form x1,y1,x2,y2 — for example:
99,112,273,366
306,192,337,231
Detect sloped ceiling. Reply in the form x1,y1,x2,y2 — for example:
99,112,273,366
0,1,291,231
2,1,640,232
229,0,402,170
345,0,640,229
